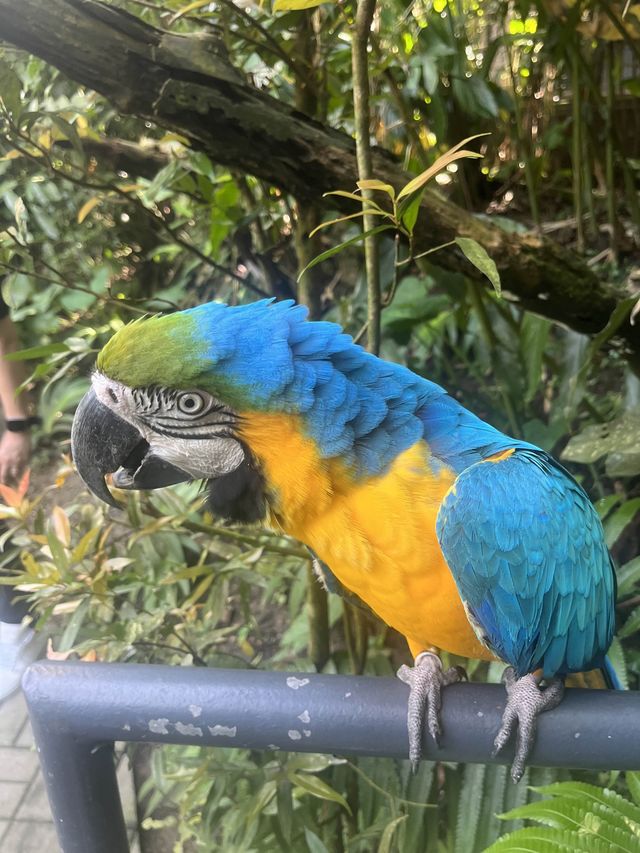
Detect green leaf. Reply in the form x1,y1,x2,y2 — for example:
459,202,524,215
622,78,640,97
304,828,329,853
71,527,101,564
520,314,551,403
309,208,388,238
0,60,22,116
182,572,215,607
455,237,501,295
627,773,640,808
246,780,277,824
297,225,393,281
141,160,184,205
455,763,486,853
500,764,530,835
3,342,69,361
595,495,620,520
163,564,215,583
605,637,629,689
31,206,59,240
575,297,637,390
381,276,450,344
378,815,407,853
452,76,499,119
49,115,86,165
286,754,345,773
323,189,385,211
530,782,640,830
499,800,619,837
13,196,28,241
400,193,423,235
620,606,640,639
617,556,640,596
276,780,293,844
188,151,215,178
47,528,69,572
289,772,352,813
475,764,508,850
422,56,439,95
603,497,640,548
486,826,610,852
2,273,32,310
59,598,90,651
561,411,640,478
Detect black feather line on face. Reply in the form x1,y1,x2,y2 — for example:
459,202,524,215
205,447,268,524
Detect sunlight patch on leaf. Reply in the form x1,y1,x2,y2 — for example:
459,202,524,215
356,179,395,198
169,0,214,24
562,410,640,477
396,133,489,201
77,196,102,224
274,0,333,9
455,237,501,295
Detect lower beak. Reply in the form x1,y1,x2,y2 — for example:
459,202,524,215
71,389,191,508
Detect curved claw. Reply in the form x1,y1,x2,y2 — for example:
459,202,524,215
493,667,564,783
397,651,466,771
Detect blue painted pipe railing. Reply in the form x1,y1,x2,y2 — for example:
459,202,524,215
22,660,640,853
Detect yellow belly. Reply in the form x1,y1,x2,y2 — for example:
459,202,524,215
238,413,492,662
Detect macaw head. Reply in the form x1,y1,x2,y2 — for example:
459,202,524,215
72,298,430,515
71,299,310,518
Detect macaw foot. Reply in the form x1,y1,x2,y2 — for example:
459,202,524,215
493,666,564,784
397,651,466,771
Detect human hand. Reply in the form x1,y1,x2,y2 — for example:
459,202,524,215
0,429,31,485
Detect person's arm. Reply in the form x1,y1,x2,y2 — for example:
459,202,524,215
0,314,34,485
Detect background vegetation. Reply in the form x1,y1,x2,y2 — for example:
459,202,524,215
0,0,639,850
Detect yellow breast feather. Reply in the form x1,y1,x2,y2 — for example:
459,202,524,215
238,412,493,662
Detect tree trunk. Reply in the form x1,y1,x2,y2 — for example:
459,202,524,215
0,0,636,360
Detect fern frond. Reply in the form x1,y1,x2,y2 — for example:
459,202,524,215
485,826,611,853
487,780,640,853
530,782,640,835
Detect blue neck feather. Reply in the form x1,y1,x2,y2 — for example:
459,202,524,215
183,299,536,479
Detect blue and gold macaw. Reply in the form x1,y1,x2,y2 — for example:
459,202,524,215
71,299,618,781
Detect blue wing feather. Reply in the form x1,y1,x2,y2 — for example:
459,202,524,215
184,299,539,478
436,450,616,678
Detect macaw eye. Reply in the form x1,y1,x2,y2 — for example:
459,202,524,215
177,392,206,416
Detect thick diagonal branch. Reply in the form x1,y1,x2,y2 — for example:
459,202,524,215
0,0,636,361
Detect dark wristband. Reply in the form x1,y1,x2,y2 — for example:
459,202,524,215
5,416,41,433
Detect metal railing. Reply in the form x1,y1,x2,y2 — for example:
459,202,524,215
22,660,640,853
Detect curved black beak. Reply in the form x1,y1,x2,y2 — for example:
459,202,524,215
71,389,191,508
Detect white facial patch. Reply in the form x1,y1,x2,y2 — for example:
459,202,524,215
157,434,244,479
92,372,245,480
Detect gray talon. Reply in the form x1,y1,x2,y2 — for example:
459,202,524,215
397,651,466,771
493,666,564,783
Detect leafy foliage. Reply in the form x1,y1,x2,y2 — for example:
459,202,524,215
486,778,640,852
0,0,639,850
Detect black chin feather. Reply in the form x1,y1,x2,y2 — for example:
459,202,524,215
205,451,267,524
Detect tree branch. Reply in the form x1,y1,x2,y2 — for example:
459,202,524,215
0,0,636,362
